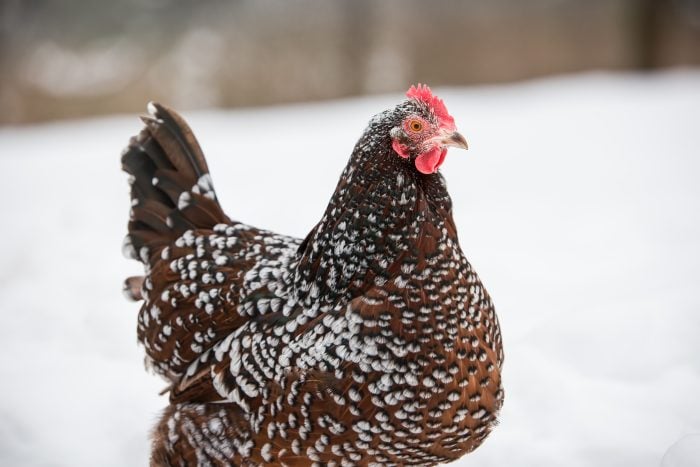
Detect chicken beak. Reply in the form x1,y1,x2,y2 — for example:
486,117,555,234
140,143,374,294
442,131,468,150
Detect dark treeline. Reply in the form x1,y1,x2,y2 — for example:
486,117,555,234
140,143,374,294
1,0,698,124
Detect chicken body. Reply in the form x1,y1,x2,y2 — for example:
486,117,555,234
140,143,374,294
122,90,503,466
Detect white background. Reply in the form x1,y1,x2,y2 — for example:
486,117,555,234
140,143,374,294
1,71,699,466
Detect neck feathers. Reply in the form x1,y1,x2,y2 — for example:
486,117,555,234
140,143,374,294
293,120,453,304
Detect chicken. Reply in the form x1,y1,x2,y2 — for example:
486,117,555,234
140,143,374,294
121,84,504,466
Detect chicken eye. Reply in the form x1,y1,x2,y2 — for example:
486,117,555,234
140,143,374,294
408,119,423,133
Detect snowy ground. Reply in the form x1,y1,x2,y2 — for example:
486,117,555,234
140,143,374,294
1,71,699,466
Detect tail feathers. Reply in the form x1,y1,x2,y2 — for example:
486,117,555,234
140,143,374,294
122,102,229,264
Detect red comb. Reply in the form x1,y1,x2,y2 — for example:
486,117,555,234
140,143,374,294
406,84,455,130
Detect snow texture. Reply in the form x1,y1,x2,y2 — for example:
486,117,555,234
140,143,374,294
0,71,699,466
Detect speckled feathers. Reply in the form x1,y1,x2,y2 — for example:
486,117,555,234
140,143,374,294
122,94,503,466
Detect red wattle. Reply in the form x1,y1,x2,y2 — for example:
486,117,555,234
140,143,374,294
415,147,447,174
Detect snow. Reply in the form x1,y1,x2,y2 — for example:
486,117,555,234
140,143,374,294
1,70,699,466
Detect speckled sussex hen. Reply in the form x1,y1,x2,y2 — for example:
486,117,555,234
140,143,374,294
121,85,504,466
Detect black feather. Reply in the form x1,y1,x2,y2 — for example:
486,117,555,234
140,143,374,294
121,102,230,264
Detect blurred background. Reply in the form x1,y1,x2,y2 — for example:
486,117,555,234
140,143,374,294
1,0,699,124
1,2,700,467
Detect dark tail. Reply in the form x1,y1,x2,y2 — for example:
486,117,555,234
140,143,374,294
121,102,229,266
